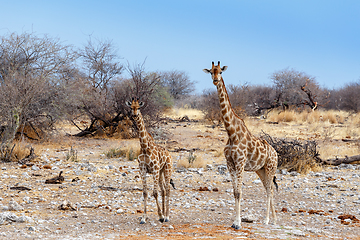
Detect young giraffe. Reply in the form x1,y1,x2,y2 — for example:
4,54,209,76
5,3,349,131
126,98,173,224
203,62,278,229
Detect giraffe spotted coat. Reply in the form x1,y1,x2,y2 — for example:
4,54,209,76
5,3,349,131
126,98,173,224
204,61,278,230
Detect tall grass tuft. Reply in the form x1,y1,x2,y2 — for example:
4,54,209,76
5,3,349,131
177,152,206,168
104,143,140,161
66,146,78,162
268,110,296,123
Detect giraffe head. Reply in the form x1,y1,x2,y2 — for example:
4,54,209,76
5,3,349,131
203,61,228,86
125,97,144,117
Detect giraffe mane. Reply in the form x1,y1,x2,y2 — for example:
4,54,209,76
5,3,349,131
219,77,243,121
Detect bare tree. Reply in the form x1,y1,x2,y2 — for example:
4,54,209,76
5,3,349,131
126,61,161,99
337,80,360,112
199,83,249,123
0,32,75,137
270,68,323,111
199,89,222,124
114,62,172,131
247,85,279,116
78,38,124,90
69,38,124,137
227,83,249,117
72,59,172,137
159,70,195,101
0,32,76,160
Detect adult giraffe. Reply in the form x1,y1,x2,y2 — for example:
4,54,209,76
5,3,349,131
126,98,173,224
203,61,278,229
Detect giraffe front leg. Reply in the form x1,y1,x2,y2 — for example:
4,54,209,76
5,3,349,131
140,173,148,224
232,178,242,230
232,163,245,229
227,161,243,229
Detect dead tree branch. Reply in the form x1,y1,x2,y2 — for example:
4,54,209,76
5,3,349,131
321,155,360,166
301,79,318,111
261,131,322,173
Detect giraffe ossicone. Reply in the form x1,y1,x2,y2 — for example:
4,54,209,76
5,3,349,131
203,62,278,229
126,97,173,224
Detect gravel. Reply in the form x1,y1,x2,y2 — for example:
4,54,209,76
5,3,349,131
0,124,359,239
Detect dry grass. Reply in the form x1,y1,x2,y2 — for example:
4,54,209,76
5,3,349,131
0,141,33,162
259,110,360,142
113,119,134,139
304,110,346,124
65,146,78,162
213,149,223,158
267,109,348,125
104,142,140,161
11,142,32,162
280,155,323,174
164,107,204,120
319,142,360,160
352,112,360,126
176,152,207,168
267,110,297,123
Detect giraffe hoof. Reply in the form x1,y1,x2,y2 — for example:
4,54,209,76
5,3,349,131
140,220,146,224
159,218,164,223
231,224,241,230
164,218,169,222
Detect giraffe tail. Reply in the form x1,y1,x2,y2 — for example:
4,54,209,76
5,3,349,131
170,179,176,189
273,176,279,192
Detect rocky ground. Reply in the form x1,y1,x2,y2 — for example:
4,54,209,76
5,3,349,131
1,121,360,239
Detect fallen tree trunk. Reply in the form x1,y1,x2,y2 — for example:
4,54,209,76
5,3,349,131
321,155,360,166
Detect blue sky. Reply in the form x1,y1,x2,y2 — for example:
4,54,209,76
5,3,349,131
1,0,360,93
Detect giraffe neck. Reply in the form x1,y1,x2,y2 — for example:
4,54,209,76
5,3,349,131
216,78,247,139
135,112,152,148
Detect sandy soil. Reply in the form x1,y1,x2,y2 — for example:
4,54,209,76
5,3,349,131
1,120,360,240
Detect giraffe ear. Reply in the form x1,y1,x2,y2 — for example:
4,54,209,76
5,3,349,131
203,69,211,74
125,101,132,107
139,101,144,108
221,66,228,72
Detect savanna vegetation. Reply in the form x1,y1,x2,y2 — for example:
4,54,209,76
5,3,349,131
1,32,359,171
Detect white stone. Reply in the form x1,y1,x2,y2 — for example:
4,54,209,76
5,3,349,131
31,165,40,171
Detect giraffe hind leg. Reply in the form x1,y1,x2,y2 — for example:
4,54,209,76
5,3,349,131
271,176,278,224
153,173,164,222
164,167,171,222
256,168,276,224
159,171,166,222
